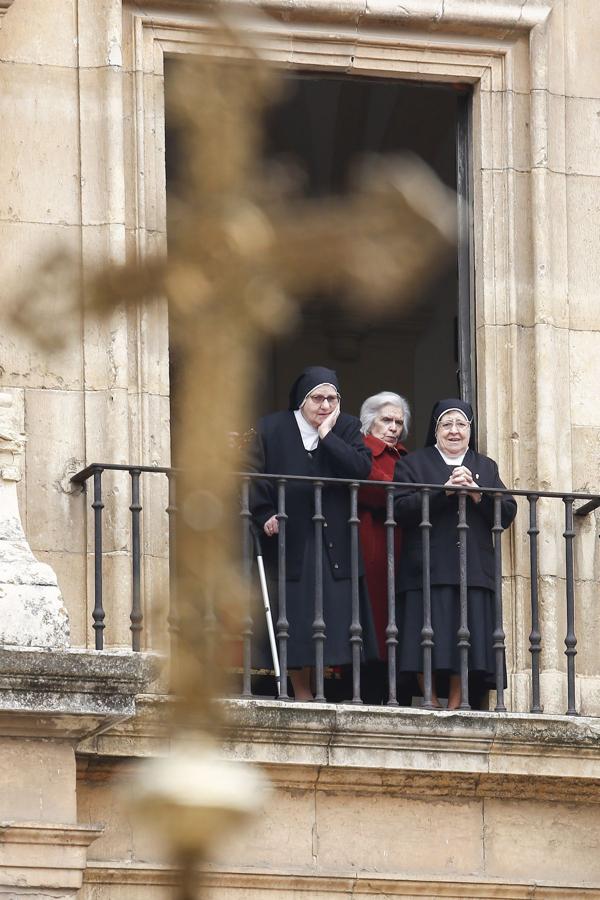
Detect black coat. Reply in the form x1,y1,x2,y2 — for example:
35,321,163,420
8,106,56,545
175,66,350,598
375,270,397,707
248,411,372,581
393,446,517,592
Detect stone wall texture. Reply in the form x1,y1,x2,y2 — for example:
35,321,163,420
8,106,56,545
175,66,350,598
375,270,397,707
1,0,600,897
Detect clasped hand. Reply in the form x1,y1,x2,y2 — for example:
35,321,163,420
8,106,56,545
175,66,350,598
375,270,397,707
445,465,481,503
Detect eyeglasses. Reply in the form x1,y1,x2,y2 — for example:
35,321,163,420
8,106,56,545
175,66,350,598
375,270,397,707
308,393,340,407
438,419,470,431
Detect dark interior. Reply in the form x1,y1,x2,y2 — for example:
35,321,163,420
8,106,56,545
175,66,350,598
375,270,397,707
166,65,467,448
259,72,462,448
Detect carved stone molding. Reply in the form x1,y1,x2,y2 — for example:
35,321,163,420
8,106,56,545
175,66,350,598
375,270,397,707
130,0,552,34
84,862,600,898
0,646,162,738
0,823,103,895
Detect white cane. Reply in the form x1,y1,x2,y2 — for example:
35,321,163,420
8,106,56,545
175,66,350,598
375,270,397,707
251,525,281,696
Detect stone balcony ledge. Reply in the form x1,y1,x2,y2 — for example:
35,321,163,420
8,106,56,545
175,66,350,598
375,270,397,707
0,647,162,738
78,694,600,801
218,698,600,802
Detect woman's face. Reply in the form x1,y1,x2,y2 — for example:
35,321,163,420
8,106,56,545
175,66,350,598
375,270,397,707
370,404,405,446
301,384,339,429
436,411,471,456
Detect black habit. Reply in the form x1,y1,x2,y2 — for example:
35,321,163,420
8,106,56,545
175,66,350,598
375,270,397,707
248,409,378,668
393,445,517,683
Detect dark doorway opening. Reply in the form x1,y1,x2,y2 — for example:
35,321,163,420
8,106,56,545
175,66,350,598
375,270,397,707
259,71,472,448
165,65,474,449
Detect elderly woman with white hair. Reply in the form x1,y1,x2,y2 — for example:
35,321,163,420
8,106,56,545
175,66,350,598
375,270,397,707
358,391,411,668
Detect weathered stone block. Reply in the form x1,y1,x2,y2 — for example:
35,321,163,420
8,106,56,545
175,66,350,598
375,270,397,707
76,0,123,70
565,0,600,98
316,790,483,876
79,66,126,228
0,0,77,67
566,96,600,177
566,175,600,328
570,332,600,426
0,221,83,391
24,388,85,556
0,62,80,226
0,737,76,822
483,796,600,883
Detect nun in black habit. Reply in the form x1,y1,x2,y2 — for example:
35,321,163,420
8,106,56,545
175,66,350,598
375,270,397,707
393,398,517,709
248,366,378,700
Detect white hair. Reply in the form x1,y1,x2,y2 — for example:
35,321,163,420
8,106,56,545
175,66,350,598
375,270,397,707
359,391,411,441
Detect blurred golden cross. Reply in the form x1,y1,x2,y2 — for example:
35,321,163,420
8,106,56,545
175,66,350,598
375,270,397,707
12,9,455,896
14,19,455,690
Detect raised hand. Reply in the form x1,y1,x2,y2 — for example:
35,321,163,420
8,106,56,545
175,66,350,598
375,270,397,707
317,402,340,439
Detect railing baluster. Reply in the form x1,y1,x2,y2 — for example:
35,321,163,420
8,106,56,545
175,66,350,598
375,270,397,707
527,495,542,713
420,488,434,709
240,477,253,698
129,468,142,651
313,481,326,702
457,490,471,710
385,486,398,706
166,472,179,647
276,479,289,700
492,493,506,712
349,483,363,705
564,496,578,715
92,468,105,650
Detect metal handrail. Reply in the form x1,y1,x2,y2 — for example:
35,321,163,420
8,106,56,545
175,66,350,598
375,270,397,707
71,463,600,715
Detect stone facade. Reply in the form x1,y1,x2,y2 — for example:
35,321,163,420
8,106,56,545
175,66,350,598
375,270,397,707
1,0,600,897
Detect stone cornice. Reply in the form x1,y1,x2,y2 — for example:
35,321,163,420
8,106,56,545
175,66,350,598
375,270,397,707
0,822,103,893
84,862,600,897
0,648,162,739
78,695,600,802
203,866,600,898
256,0,552,32
131,0,552,34
0,822,103,848
218,699,600,801
221,697,600,755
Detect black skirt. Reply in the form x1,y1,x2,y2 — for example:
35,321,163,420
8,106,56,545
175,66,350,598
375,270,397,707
397,585,502,685
252,531,378,670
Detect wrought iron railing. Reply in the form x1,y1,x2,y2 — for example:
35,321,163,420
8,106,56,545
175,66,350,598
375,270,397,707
71,463,600,715
71,463,176,652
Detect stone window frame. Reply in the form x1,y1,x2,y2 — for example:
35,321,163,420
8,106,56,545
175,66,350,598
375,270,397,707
122,0,558,708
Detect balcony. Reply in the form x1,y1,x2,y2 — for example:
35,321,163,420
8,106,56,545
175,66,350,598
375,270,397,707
70,463,600,718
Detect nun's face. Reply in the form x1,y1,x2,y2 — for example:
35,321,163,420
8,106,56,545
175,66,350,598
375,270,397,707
301,384,339,429
436,411,471,456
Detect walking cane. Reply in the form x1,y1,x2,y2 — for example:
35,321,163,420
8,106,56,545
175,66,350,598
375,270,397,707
251,524,281,697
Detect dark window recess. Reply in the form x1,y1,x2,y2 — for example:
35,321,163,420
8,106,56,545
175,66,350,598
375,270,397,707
165,63,475,449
